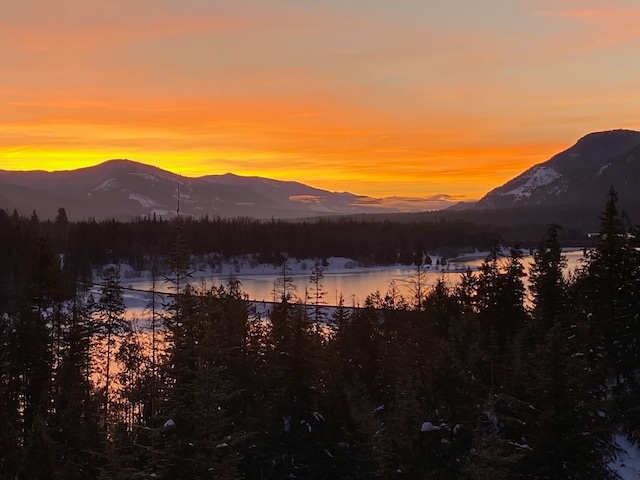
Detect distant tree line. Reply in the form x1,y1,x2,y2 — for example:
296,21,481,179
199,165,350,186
0,189,639,478
6,210,501,276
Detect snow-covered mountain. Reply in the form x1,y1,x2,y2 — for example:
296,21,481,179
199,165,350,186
475,129,640,211
0,160,450,220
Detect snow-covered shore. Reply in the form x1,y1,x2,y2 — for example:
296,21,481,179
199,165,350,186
102,248,587,315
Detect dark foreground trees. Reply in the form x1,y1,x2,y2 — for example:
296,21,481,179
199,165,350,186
0,190,638,479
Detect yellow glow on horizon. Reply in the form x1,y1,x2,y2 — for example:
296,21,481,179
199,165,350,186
0,138,561,201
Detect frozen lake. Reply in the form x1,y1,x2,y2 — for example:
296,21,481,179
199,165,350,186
118,249,587,316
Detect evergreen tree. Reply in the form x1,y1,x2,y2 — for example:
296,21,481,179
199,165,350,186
382,280,408,311
19,415,56,480
53,207,71,254
408,247,428,310
95,265,129,420
517,312,614,479
328,293,350,339
164,215,195,331
274,256,296,302
578,187,640,388
160,284,241,480
257,293,331,479
51,293,102,479
500,224,614,478
475,244,527,387
147,254,162,427
0,312,21,478
308,262,328,325
16,237,60,433
423,277,459,338
529,223,567,335
455,267,478,316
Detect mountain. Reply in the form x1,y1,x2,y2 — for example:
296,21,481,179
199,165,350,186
475,129,640,212
0,160,450,221
6,129,640,225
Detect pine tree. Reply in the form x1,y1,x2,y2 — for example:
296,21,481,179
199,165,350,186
423,277,459,338
53,207,70,253
51,292,102,479
256,292,332,479
519,316,613,479
145,254,164,434
95,265,129,420
308,262,328,325
160,285,241,480
455,267,478,316
163,214,196,340
16,236,60,433
382,279,408,311
274,256,296,302
529,223,568,336
0,312,21,478
501,223,615,478
578,187,640,388
475,244,527,386
408,246,428,310
327,293,349,341
19,415,56,480
115,323,148,431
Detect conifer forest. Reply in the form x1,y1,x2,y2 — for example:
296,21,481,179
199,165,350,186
2,188,640,479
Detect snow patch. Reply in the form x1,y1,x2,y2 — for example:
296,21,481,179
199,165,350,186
609,433,640,479
421,421,440,432
151,209,173,218
597,163,612,176
128,193,159,208
94,178,119,191
504,166,561,200
163,419,175,429
289,194,325,204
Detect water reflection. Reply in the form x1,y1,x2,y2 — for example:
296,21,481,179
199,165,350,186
120,249,586,316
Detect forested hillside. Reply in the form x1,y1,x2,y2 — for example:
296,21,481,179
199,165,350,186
1,189,639,479
17,212,501,279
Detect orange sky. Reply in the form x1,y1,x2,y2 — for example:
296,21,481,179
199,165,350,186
2,0,640,201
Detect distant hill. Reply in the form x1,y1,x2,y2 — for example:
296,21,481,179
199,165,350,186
474,129,640,214
414,129,640,235
6,129,640,228
0,160,451,221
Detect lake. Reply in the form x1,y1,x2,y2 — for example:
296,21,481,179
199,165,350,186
120,249,587,315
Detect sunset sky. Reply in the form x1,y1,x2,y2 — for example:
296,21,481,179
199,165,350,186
2,0,640,201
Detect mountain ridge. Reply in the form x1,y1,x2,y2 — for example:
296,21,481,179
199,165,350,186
0,159,453,220
473,129,640,212
5,128,640,224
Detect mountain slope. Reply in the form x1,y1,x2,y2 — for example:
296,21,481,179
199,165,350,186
476,129,640,211
0,160,446,220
